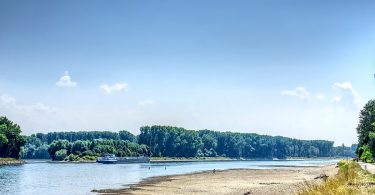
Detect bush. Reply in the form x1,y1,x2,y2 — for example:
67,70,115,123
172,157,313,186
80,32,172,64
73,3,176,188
55,149,68,161
82,155,97,161
65,154,80,161
298,160,368,195
359,145,373,162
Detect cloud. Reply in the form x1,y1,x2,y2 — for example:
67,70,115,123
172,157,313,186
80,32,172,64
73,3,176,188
332,82,362,108
0,94,61,133
0,94,56,114
332,96,342,103
281,87,310,100
138,99,155,107
315,94,326,100
0,94,16,107
56,71,77,87
100,83,129,94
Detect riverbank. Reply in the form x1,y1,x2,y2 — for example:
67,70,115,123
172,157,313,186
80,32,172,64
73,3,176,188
0,158,25,165
300,160,375,194
47,160,96,163
94,164,338,195
150,157,343,163
150,156,235,162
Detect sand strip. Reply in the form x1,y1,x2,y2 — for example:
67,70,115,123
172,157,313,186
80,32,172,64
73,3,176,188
94,164,338,195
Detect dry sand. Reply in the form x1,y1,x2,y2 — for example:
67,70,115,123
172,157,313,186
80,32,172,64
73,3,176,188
94,164,338,195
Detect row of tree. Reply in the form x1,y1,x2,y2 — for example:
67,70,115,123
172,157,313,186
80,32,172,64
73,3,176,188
356,99,375,162
23,126,356,160
32,130,135,144
1,114,355,160
47,139,150,161
0,117,26,159
138,126,336,159
23,131,148,160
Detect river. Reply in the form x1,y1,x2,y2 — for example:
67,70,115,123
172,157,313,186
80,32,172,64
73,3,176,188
0,159,339,195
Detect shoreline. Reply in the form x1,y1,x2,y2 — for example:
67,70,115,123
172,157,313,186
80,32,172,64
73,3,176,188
93,163,338,195
150,157,341,163
0,159,25,166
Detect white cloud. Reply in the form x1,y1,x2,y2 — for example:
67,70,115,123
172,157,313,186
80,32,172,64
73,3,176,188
0,94,56,114
138,99,155,107
281,82,363,109
0,94,60,133
332,82,362,108
332,96,342,103
56,71,77,87
281,87,310,100
100,83,129,94
315,94,326,100
0,94,16,107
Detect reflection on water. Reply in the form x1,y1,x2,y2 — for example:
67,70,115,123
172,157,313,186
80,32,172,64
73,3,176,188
0,159,338,195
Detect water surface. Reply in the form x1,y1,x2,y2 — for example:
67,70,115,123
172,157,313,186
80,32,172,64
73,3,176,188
0,159,339,195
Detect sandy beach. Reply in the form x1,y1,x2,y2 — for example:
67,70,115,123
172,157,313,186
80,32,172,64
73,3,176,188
94,164,338,195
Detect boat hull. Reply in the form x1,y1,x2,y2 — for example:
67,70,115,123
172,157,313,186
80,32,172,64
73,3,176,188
96,160,117,164
116,157,150,163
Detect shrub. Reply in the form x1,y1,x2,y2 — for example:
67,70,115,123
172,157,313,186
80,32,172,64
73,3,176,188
82,155,97,161
65,154,80,161
55,149,68,161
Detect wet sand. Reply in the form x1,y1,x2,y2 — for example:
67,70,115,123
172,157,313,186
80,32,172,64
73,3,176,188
94,164,337,195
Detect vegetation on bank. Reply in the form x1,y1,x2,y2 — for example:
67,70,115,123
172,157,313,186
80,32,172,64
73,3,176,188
139,126,352,159
356,99,375,162
299,160,375,194
0,117,26,159
150,156,231,162
0,158,24,165
0,157,16,161
0,115,354,161
22,126,355,161
47,139,149,161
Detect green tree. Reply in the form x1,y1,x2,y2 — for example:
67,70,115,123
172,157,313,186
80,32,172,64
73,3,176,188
55,149,68,161
356,99,375,160
0,116,26,159
48,139,70,160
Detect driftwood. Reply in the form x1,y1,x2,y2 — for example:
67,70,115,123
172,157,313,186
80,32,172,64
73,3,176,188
314,174,329,180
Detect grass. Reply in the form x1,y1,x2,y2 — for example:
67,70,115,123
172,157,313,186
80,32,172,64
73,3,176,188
0,158,17,161
298,160,375,195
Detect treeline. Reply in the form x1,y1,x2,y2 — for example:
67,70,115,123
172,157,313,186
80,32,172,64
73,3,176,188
332,144,357,158
31,130,135,144
22,127,359,160
138,126,335,159
23,131,147,160
1,115,355,161
0,117,26,159
356,99,375,162
47,139,149,161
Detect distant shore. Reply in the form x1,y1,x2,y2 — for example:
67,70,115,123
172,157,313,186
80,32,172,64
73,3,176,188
93,163,338,195
0,158,25,165
26,156,341,164
150,156,340,163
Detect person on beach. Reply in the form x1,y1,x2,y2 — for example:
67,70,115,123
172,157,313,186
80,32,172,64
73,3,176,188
213,169,216,174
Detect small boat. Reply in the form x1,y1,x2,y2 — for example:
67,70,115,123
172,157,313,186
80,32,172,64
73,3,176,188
97,154,118,164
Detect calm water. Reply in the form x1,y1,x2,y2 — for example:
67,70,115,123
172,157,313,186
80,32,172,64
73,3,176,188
0,159,338,195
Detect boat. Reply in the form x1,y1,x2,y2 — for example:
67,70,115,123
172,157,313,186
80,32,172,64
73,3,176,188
96,154,118,164
116,156,150,163
97,154,150,164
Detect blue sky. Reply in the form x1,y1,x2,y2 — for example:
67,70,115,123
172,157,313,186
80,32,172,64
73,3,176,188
1,1,375,145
